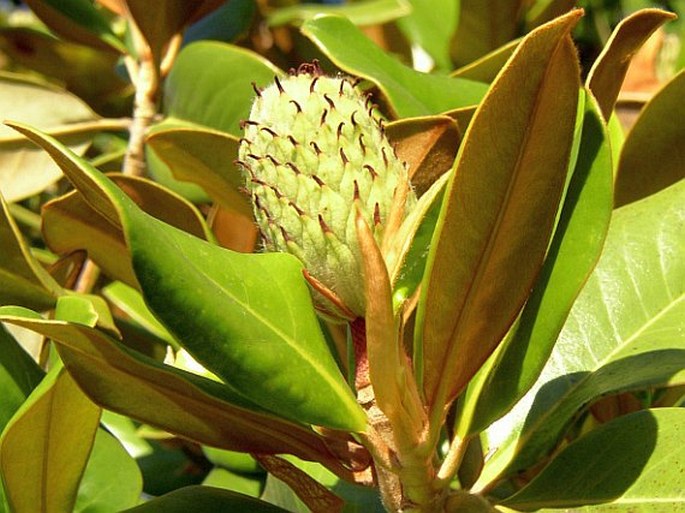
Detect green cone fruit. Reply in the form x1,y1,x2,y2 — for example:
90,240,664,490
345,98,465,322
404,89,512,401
238,62,416,320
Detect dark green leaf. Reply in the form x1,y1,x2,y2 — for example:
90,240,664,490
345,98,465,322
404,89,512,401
0,324,43,431
615,70,685,207
23,0,125,53
122,486,290,513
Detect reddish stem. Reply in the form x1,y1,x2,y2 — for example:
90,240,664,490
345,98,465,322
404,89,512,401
350,318,369,391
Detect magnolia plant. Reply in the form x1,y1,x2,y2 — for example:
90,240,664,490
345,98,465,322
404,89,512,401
0,1,684,513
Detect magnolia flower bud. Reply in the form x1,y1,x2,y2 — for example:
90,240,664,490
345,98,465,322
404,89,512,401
238,62,416,320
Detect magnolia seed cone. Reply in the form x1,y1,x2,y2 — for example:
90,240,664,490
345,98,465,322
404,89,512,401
238,63,416,321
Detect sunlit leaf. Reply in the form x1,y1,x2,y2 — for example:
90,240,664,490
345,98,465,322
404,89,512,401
501,409,685,512
586,8,676,120
459,91,613,436
450,39,520,83
300,15,488,118
0,307,359,469
615,70,685,207
0,364,101,513
9,122,367,432
415,11,581,419
476,178,685,489
268,0,410,27
74,429,143,513
0,72,99,201
396,0,458,70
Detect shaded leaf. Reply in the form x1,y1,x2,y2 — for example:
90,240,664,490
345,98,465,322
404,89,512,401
586,8,676,120
24,0,126,53
415,11,581,417
615,70,685,207
501,409,685,512
123,0,226,67
476,178,685,488
386,115,460,197
460,91,613,436
183,0,257,45
0,193,62,310
146,126,252,216
526,0,577,29
0,365,101,513
0,27,132,116
0,324,43,431
202,468,263,498
450,39,520,83
122,485,290,513
74,429,143,513
450,0,526,67
300,15,488,118
0,308,359,469
0,72,99,201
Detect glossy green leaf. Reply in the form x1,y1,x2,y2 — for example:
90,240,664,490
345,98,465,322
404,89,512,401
615,70,685,207
101,281,177,347
501,409,685,511
0,72,99,201
163,41,281,135
145,127,251,216
23,0,126,53
10,122,365,432
397,0,460,70
0,308,359,468
0,364,101,513
415,11,581,418
0,324,43,432
300,15,488,118
450,0,526,67
460,91,613,436
74,429,143,513
476,178,685,489
0,193,62,310
268,0,409,27
122,486,289,513
42,173,212,288
586,8,676,120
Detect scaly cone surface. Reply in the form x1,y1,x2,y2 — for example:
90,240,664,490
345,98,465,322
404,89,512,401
238,62,416,320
